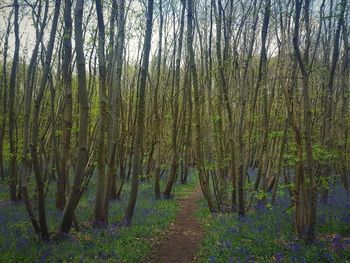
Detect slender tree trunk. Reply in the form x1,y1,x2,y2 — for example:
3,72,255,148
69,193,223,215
340,21,350,195
0,11,13,181
320,0,347,203
105,0,126,215
187,0,215,211
60,0,89,234
293,0,317,242
121,0,154,226
154,0,164,199
57,0,73,211
29,0,61,240
254,0,271,206
8,0,20,201
93,0,108,225
21,0,49,233
163,1,186,198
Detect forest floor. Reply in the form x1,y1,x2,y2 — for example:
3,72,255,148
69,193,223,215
146,186,204,263
0,174,199,262
195,175,350,262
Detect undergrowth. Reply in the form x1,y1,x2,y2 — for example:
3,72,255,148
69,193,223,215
0,172,197,262
196,183,350,263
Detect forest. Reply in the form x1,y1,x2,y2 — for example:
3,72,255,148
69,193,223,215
0,0,349,262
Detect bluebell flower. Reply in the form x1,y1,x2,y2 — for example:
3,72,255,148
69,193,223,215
331,234,341,244
98,251,108,260
16,236,29,250
237,247,248,255
40,249,51,263
229,227,237,234
322,252,333,263
246,254,255,262
290,242,301,252
274,252,284,262
291,254,300,262
255,204,266,211
344,239,350,245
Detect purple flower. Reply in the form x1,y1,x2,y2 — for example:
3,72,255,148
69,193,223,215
229,227,237,234
16,236,29,250
238,247,248,255
322,252,333,262
274,252,284,262
40,249,51,263
255,204,266,211
290,242,301,252
98,251,108,260
331,234,341,245
246,255,255,262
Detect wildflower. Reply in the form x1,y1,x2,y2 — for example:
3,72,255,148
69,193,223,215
237,247,248,255
322,252,333,263
274,252,284,262
319,215,326,224
16,236,29,250
98,251,108,260
331,234,341,244
229,227,237,234
40,249,51,263
290,242,301,252
222,240,232,249
291,255,299,262
255,204,266,211
245,254,255,262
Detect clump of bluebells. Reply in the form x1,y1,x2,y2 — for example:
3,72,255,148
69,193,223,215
197,177,350,263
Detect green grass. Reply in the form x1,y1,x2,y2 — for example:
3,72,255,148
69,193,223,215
0,172,198,262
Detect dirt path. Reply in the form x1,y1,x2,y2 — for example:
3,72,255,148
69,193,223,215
145,187,204,263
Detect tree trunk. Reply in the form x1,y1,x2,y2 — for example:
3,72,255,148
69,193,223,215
57,0,73,211
60,0,89,234
121,0,154,226
187,0,215,212
29,0,61,240
163,1,186,198
93,0,108,226
8,0,20,201
293,0,317,242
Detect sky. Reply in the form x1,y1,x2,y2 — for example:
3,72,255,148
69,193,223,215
0,0,165,64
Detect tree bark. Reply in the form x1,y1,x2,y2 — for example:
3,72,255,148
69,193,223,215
60,0,89,234
121,0,154,226
187,0,215,212
57,0,73,211
8,0,20,201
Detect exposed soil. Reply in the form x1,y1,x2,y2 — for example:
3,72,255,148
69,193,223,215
145,187,204,263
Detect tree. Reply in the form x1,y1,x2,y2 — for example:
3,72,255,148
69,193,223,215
60,0,90,234
121,0,154,226
93,0,108,225
29,0,61,240
292,0,317,242
187,0,215,211
163,0,186,198
57,0,73,211
8,0,20,201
